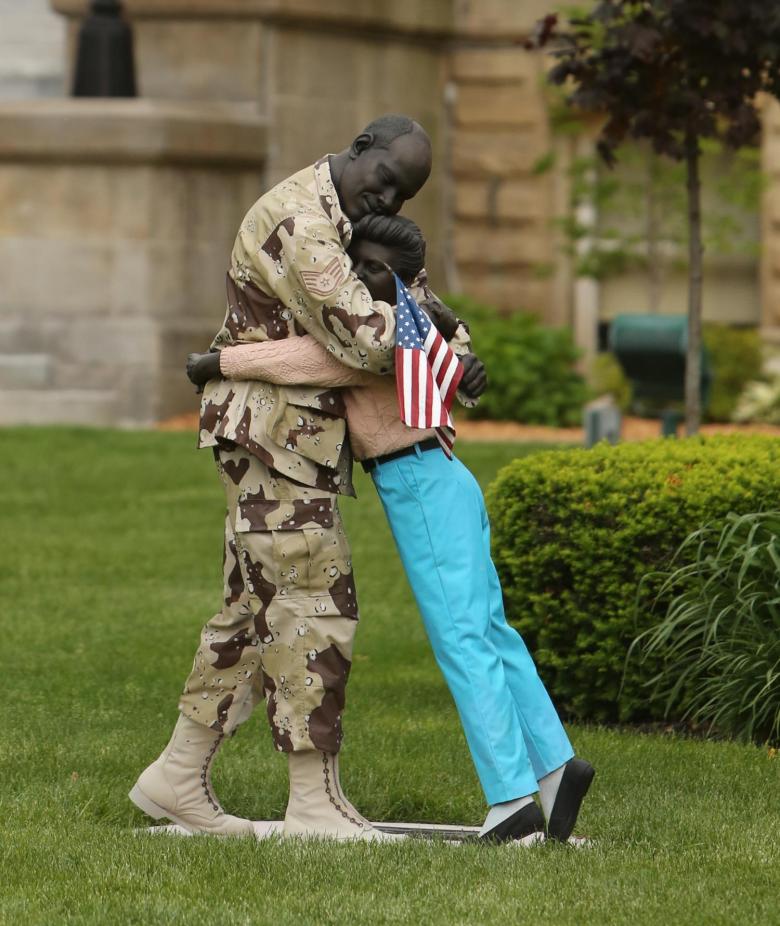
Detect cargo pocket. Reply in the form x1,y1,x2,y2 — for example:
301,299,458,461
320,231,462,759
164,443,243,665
304,506,358,618
234,496,337,600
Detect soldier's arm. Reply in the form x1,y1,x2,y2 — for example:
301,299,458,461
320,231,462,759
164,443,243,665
243,211,397,376
218,337,372,388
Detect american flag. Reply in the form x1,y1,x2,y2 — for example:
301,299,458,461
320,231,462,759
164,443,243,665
394,274,463,457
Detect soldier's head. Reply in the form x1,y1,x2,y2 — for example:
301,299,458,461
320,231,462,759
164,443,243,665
348,214,426,304
331,115,432,223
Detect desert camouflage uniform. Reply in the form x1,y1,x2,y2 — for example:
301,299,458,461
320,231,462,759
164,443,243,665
179,157,396,751
181,444,358,752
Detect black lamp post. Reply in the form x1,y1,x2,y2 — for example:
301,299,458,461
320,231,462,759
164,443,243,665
72,0,137,97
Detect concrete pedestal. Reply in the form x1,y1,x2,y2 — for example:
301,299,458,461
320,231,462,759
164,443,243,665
0,98,266,425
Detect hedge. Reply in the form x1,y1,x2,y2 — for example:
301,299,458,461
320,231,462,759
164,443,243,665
485,435,780,723
703,324,764,422
445,294,588,426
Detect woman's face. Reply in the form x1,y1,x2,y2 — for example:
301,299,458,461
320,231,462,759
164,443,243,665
348,238,401,304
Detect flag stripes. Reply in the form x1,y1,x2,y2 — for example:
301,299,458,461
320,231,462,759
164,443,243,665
393,274,463,457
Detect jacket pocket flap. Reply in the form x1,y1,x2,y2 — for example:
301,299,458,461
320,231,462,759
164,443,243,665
269,402,346,470
236,497,334,532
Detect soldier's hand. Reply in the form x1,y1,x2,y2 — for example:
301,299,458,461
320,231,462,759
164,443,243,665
187,351,222,393
419,293,460,342
459,353,488,399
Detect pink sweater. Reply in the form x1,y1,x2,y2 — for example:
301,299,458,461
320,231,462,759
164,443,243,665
219,336,438,461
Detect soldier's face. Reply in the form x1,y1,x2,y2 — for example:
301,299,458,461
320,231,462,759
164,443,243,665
349,238,403,304
340,132,432,222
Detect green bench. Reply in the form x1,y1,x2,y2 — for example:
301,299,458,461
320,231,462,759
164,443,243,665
608,314,712,436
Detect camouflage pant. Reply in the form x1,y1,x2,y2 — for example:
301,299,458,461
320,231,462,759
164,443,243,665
179,443,359,753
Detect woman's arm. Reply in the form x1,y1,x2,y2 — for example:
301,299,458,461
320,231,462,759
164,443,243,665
216,336,372,388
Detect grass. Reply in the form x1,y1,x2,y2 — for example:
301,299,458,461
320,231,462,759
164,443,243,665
0,428,778,926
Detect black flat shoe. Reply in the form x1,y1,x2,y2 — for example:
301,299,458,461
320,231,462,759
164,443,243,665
480,801,546,844
547,758,595,842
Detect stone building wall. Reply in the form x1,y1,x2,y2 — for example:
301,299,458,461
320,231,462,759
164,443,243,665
0,0,65,99
447,47,561,317
447,1,567,319
761,98,780,346
51,0,561,313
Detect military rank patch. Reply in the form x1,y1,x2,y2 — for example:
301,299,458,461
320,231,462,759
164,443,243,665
300,256,345,298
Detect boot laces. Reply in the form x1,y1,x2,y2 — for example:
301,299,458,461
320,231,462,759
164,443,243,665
321,753,365,829
200,735,224,814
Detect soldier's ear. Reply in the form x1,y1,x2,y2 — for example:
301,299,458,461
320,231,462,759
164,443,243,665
349,133,374,159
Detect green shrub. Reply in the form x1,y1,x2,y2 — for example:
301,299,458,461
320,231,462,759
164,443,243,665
589,352,632,411
632,511,780,745
485,435,780,723
703,324,764,422
446,295,587,426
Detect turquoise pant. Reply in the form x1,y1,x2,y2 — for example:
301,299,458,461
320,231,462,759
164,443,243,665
370,445,573,804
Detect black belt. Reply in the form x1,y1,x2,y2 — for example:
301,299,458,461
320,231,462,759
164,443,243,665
361,437,440,473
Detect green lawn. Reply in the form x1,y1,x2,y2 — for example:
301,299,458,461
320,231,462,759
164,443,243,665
0,428,777,926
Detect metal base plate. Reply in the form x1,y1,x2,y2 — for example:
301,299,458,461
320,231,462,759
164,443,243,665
137,821,591,846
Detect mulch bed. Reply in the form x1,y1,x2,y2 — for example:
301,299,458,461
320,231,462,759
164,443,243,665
158,411,780,443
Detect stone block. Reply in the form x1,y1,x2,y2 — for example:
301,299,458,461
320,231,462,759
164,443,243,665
453,0,554,37
183,242,237,318
767,242,780,276
761,126,780,172
56,317,160,367
760,324,780,345
0,164,114,239
457,270,552,314
0,100,267,170
113,364,160,425
0,0,64,97
0,318,33,352
53,361,128,391
764,187,780,228
133,21,265,102
452,128,550,177
454,178,550,223
178,168,263,246
451,48,539,84
454,84,546,128
53,0,454,36
762,291,780,327
268,101,363,178
271,29,367,101
370,39,444,105
0,354,52,389
0,388,117,426
453,222,553,267
154,366,207,422
268,27,444,169
158,321,222,370
0,237,113,315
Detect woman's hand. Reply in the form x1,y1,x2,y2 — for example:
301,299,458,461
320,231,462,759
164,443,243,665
459,353,488,399
419,293,460,342
186,351,222,393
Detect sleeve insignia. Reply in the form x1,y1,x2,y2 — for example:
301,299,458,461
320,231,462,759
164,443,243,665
300,256,346,298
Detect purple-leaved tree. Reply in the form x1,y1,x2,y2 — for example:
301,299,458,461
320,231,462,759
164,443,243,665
530,1,780,433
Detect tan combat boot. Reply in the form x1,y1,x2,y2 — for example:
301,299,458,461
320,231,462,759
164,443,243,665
129,713,255,836
283,751,403,842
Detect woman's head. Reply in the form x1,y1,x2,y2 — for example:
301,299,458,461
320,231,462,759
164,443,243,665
348,214,426,303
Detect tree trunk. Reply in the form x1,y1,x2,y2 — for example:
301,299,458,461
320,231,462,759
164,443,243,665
684,132,703,435
646,149,662,313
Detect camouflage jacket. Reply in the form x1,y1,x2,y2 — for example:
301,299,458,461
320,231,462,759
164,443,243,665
199,157,400,497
